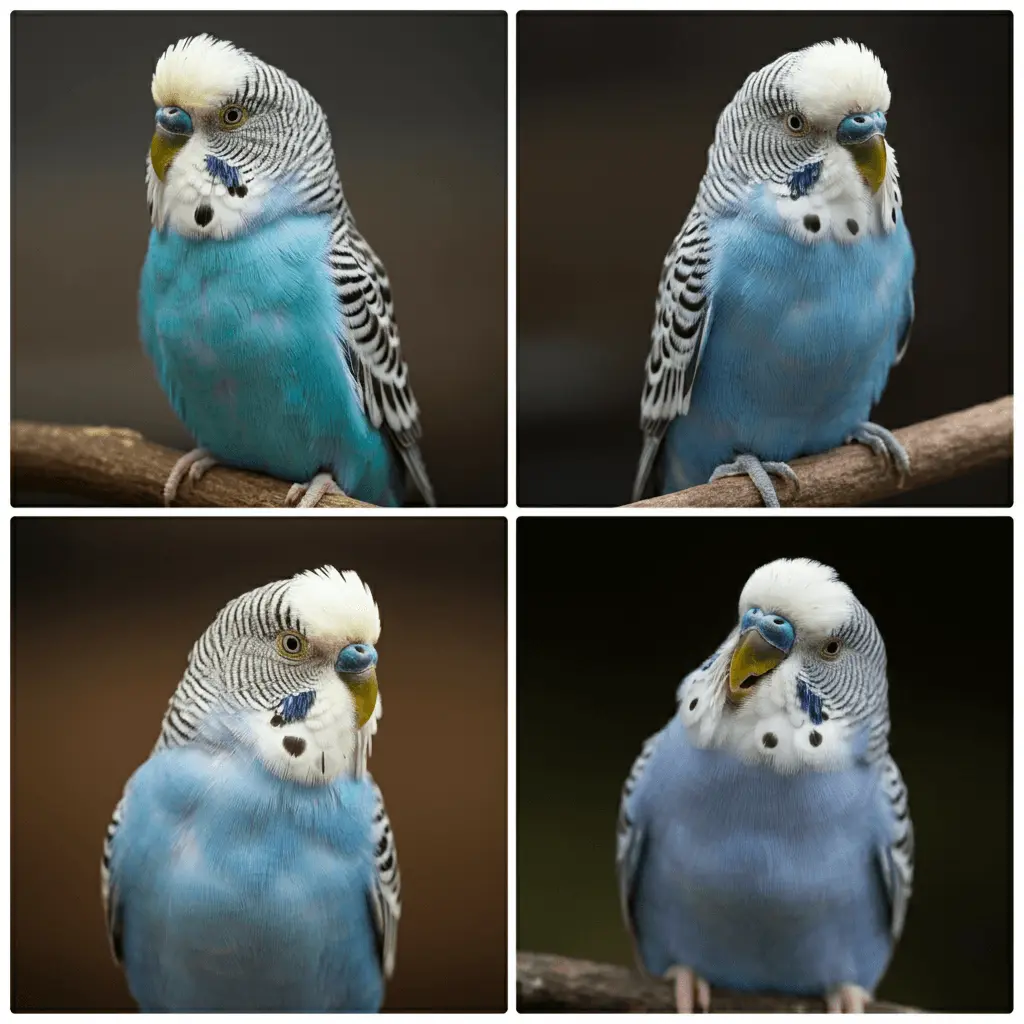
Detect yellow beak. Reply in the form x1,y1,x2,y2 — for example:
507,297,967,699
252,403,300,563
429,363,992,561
342,670,379,729
150,130,189,182
729,630,787,697
848,133,887,194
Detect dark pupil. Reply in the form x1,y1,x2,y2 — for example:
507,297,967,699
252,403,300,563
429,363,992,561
226,108,239,122
790,116,801,129
285,636,298,651
827,642,838,653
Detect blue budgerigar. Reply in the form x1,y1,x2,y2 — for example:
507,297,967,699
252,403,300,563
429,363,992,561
617,559,913,1012
141,35,435,507
633,40,915,506
102,567,400,1011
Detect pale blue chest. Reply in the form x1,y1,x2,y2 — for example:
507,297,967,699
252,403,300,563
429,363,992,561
139,216,400,504
631,718,891,993
662,187,914,489
113,740,383,1011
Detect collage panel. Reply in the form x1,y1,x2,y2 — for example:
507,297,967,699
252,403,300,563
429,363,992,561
517,515,1011,1012
517,12,1010,508
12,517,507,1011
13,12,507,508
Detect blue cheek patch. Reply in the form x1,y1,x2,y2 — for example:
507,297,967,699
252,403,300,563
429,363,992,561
205,155,242,189
797,679,824,726
787,161,822,200
277,690,316,724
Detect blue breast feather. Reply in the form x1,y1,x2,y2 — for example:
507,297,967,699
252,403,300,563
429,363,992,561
111,735,383,1011
628,716,893,994
139,215,402,505
661,186,915,491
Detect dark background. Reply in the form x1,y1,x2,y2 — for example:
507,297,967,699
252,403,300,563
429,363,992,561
517,516,1012,1012
12,13,507,506
13,517,508,1011
517,13,1012,507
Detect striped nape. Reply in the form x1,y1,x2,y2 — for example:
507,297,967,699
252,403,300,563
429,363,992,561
800,600,891,763
156,578,324,751
208,55,341,218
699,50,824,214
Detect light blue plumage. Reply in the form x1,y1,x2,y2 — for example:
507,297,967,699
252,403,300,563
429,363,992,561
617,559,913,1012
110,727,383,1011
141,35,434,507
141,217,400,504
634,40,915,506
102,567,400,1012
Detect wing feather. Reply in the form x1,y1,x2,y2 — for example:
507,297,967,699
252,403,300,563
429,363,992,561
615,732,661,966
368,779,401,978
876,754,914,941
331,207,436,506
633,205,714,500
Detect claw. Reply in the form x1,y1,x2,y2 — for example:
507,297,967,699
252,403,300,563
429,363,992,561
285,472,343,508
665,965,711,1013
846,422,911,483
708,453,798,508
825,983,871,1013
163,448,218,506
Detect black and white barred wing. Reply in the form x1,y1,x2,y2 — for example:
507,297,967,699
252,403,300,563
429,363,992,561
876,753,914,941
633,204,715,501
332,215,436,506
368,778,401,978
102,799,125,963
615,731,661,967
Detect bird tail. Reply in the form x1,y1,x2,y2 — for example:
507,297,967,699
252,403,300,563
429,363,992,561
632,433,664,502
399,443,436,507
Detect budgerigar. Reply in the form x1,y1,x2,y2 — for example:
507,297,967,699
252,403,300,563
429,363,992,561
617,559,913,1012
633,40,915,506
141,35,435,508
101,567,400,1011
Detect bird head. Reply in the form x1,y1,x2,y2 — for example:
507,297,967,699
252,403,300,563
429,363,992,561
146,34,339,238
185,565,384,783
712,39,898,213
679,558,890,772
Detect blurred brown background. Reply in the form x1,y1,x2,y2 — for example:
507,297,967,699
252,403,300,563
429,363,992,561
13,12,507,506
13,517,508,1011
517,13,1011,506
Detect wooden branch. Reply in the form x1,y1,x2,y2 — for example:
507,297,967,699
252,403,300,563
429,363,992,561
517,951,919,1013
626,396,1012,508
11,422,373,508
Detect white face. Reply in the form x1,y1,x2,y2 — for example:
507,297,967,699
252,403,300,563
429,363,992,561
148,140,274,240
242,681,379,785
678,559,859,774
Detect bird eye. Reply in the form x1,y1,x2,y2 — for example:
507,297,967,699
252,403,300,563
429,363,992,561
786,113,808,135
219,105,248,129
820,638,843,659
276,630,308,659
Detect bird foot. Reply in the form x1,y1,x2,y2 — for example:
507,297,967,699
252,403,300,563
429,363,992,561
708,453,799,508
825,983,872,1013
664,965,711,1013
163,448,219,506
846,422,910,484
285,472,343,508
